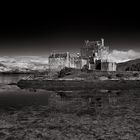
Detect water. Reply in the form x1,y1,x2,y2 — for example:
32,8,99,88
0,73,139,111
0,74,51,108
0,74,139,139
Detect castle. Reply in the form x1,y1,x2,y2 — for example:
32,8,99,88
48,39,116,71
48,52,81,70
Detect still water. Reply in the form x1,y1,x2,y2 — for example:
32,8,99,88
0,73,139,110
0,74,52,108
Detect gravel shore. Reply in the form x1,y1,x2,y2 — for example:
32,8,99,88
0,90,139,140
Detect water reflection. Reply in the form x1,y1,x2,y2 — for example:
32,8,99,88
53,89,139,116
0,73,139,116
54,90,120,116
0,89,50,109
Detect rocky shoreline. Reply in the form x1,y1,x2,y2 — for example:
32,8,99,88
17,69,140,90
17,79,140,91
0,89,139,140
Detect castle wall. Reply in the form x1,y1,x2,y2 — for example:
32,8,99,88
89,63,96,70
48,52,81,70
81,59,88,68
101,62,116,71
49,57,69,70
70,57,81,69
101,62,109,71
108,62,117,71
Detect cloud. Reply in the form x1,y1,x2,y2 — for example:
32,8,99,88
108,50,140,63
0,56,49,72
0,56,48,64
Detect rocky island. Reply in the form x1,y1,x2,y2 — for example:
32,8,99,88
17,39,140,91
17,67,140,91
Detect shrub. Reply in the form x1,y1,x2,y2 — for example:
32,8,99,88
81,64,89,72
108,75,112,79
133,73,139,77
58,67,73,78
116,73,124,78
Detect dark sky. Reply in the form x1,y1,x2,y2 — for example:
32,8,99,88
0,5,140,55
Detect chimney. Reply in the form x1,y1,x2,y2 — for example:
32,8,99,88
101,38,104,46
66,52,70,67
85,40,89,46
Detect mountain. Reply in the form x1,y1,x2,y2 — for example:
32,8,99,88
0,56,49,73
117,58,140,71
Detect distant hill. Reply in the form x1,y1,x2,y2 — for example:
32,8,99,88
117,58,140,71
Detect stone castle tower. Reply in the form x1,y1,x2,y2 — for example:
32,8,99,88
81,38,116,71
